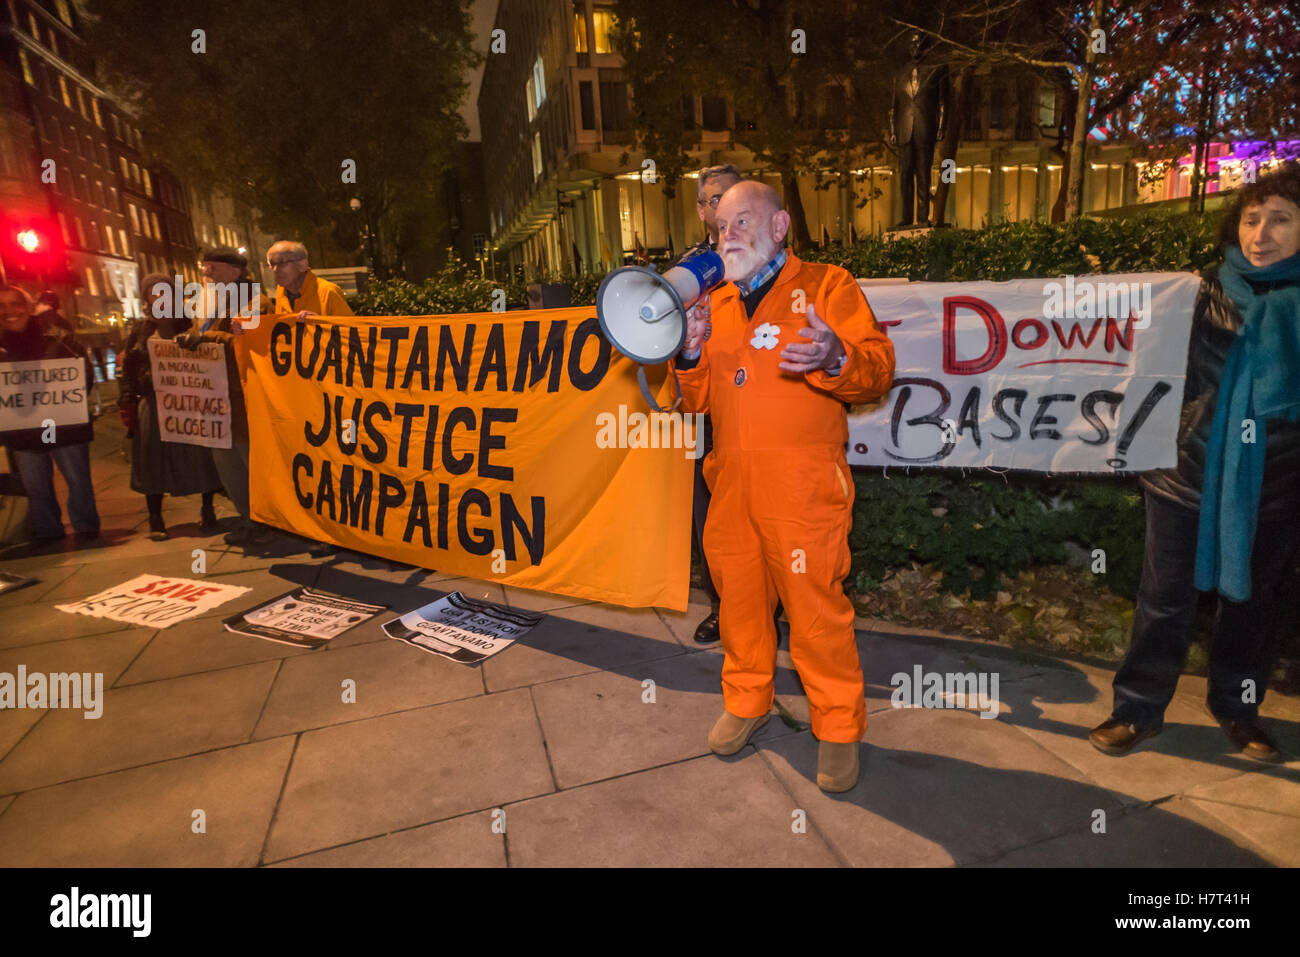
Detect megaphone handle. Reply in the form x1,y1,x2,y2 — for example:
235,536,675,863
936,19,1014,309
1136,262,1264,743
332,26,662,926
636,365,682,414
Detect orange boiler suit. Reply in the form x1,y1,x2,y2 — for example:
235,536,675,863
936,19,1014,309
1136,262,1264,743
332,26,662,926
672,253,895,742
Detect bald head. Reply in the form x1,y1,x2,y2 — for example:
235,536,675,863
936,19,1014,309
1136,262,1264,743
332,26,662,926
714,181,791,285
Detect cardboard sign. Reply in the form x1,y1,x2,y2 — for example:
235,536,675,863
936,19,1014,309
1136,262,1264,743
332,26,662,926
850,273,1201,472
147,337,232,449
224,587,387,649
382,592,543,665
56,575,250,628
0,358,88,433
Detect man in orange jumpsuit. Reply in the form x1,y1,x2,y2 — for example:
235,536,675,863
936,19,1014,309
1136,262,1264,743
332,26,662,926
672,181,895,791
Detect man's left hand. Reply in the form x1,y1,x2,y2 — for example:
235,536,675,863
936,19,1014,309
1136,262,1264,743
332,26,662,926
778,305,846,374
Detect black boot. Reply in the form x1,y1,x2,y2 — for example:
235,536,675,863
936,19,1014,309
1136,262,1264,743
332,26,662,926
200,503,218,531
148,513,168,541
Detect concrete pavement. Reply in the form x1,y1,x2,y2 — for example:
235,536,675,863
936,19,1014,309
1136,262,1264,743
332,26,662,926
0,419,1297,867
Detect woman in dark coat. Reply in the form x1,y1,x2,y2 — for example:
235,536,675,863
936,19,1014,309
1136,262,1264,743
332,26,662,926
1091,162,1300,763
117,273,223,540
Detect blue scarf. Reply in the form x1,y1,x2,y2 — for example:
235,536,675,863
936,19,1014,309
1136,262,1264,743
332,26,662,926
1194,245,1300,601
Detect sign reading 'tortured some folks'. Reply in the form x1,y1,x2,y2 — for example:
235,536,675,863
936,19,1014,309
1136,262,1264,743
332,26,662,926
849,273,1201,472
0,358,87,433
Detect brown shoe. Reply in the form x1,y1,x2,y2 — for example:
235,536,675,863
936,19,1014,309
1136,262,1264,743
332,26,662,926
1089,718,1161,756
707,711,769,756
1211,714,1282,764
817,740,861,792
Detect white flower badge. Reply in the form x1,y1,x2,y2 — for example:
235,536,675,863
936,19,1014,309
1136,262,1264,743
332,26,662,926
750,322,781,350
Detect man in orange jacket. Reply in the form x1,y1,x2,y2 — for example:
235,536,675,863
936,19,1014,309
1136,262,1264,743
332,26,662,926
671,181,895,791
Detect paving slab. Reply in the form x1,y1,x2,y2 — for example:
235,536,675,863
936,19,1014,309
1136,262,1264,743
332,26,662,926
114,612,315,686
655,587,714,648
483,601,686,693
1182,797,1300,866
505,752,841,867
757,705,1128,867
262,688,553,862
530,652,755,789
0,738,294,866
0,564,83,609
252,636,485,739
993,662,1292,805
270,811,506,867
0,606,137,650
501,584,593,613
0,660,280,794
972,796,1272,867
0,628,154,762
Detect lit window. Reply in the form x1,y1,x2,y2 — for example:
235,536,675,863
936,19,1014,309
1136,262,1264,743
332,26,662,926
120,156,128,178
73,216,85,248
92,98,103,128
27,12,38,37
18,50,34,86
532,131,543,180
129,204,140,234
86,267,100,297
56,0,73,27
526,77,536,121
151,212,161,240
88,220,98,251
131,162,140,184
143,169,153,197
57,213,70,245
574,10,587,53
49,30,59,58
592,8,615,54
105,224,117,255
119,229,129,255
58,76,71,109
533,57,546,109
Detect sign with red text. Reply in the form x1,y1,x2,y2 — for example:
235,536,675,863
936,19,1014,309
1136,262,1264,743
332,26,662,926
56,574,251,628
850,273,1200,471
147,338,232,449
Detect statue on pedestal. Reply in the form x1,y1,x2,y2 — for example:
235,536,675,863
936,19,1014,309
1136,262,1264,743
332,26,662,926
889,33,949,229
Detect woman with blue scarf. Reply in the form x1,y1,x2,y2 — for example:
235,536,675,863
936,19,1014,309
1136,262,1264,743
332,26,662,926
1092,162,1300,763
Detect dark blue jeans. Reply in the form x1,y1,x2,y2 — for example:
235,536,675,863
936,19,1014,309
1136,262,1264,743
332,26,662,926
11,442,100,539
1112,492,1300,727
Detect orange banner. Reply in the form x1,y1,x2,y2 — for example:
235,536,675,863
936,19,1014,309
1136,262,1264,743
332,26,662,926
240,308,694,610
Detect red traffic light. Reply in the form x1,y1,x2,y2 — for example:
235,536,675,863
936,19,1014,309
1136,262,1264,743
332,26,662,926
16,229,40,253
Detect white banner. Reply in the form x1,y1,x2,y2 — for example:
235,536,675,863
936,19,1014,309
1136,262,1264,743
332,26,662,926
849,272,1201,472
56,574,251,628
382,592,543,665
147,337,232,449
0,358,88,433
224,587,387,649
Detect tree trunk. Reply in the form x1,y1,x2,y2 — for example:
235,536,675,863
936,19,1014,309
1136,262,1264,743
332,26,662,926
1189,51,1217,214
1064,1,1102,219
783,168,813,250
931,67,969,228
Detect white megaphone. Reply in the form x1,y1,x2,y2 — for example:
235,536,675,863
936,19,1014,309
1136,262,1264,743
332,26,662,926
596,248,726,411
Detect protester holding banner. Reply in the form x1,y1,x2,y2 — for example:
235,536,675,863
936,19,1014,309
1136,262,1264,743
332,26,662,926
262,241,354,557
177,248,272,546
672,181,896,792
118,274,222,541
1092,162,1300,763
266,241,353,319
0,284,100,544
